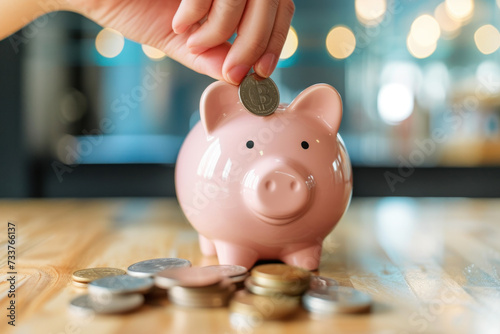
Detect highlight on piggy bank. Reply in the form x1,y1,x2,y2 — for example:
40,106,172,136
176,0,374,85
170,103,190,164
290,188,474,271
175,81,352,270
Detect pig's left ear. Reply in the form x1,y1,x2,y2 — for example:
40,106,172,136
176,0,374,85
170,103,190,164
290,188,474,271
288,84,343,133
200,81,241,136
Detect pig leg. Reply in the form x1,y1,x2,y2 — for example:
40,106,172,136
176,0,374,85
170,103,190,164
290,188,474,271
213,241,259,269
281,244,322,271
198,234,216,256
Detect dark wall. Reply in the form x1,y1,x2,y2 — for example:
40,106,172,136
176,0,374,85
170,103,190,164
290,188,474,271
0,37,29,197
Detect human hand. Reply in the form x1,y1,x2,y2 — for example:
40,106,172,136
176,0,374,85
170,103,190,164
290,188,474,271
65,0,295,84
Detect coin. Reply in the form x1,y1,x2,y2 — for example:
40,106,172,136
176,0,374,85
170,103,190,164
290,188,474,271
309,276,338,291
230,290,299,320
127,258,191,278
155,267,222,289
302,286,372,314
72,281,89,289
239,73,280,116
168,279,235,308
202,265,248,278
88,275,154,296
72,267,126,283
245,276,307,296
251,264,311,289
69,293,144,315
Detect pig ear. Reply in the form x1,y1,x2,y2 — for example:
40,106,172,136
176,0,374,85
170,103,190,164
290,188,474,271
200,81,241,135
288,84,343,133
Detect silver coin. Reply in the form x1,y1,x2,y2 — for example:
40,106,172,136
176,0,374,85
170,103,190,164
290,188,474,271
309,276,338,291
202,265,248,278
302,286,371,314
69,293,144,315
239,73,280,116
88,275,154,295
127,258,191,278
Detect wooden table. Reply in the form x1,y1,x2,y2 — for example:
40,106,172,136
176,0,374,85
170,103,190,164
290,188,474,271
1,198,500,334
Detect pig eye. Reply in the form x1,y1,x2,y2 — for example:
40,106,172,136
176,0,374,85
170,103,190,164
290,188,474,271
301,141,309,149
246,140,254,149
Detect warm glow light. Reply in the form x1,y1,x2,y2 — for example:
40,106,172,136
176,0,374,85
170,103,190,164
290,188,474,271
377,83,414,124
95,28,124,58
407,34,437,59
355,0,387,26
474,25,500,55
326,26,356,59
445,0,474,21
434,2,461,35
497,0,500,9
279,26,299,59
411,14,441,47
142,44,166,60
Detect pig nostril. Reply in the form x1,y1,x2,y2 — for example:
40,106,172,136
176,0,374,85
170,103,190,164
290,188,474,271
290,181,300,191
265,180,276,192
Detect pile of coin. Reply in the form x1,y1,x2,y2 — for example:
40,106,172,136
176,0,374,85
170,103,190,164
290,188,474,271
245,264,311,296
69,258,372,321
239,73,280,116
155,265,247,307
70,272,153,315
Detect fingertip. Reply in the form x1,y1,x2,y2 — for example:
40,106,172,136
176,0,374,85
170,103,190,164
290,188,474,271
224,64,251,85
255,53,279,78
173,24,190,34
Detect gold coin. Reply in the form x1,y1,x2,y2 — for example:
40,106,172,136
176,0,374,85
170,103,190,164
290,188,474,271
230,290,299,320
251,264,310,282
72,281,88,289
72,267,126,283
245,276,308,296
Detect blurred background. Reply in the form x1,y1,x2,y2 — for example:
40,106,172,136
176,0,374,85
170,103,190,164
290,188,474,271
1,0,499,198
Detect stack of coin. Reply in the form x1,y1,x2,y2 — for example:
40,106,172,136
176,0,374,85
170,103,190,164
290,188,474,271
155,266,236,307
230,290,299,322
245,264,311,297
202,265,248,289
302,286,372,315
71,267,126,289
69,275,154,315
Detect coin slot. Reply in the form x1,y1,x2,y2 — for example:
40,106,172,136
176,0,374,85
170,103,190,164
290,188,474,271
301,141,309,149
290,181,299,191
246,140,254,149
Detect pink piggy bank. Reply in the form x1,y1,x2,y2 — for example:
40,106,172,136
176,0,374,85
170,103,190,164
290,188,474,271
175,81,352,270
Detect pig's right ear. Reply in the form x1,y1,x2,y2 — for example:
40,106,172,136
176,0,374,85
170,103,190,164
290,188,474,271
200,81,241,136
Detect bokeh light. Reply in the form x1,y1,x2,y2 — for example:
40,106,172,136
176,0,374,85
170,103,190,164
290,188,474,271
411,14,441,47
355,0,387,26
326,26,356,59
445,0,474,22
142,44,167,60
434,2,461,36
407,34,437,59
279,26,299,59
474,25,500,55
95,28,125,58
377,83,414,124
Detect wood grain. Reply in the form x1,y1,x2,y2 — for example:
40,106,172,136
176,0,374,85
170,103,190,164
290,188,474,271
1,198,500,334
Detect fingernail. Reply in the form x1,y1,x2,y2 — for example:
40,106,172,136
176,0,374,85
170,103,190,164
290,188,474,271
173,24,189,34
257,53,278,78
226,65,251,85
189,45,209,54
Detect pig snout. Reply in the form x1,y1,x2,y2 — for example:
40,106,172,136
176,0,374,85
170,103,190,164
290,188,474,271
242,159,313,225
